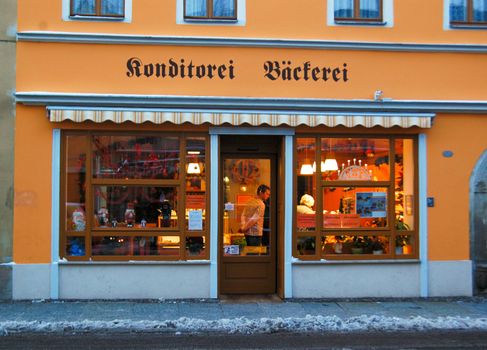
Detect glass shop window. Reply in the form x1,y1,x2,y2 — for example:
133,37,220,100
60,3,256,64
294,136,417,261
62,132,208,261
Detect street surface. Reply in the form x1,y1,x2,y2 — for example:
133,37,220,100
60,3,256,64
1,330,487,349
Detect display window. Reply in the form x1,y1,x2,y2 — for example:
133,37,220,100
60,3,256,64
61,132,209,261
295,136,417,260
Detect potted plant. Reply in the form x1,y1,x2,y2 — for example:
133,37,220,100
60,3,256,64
233,237,247,253
395,217,411,255
351,236,365,254
298,237,316,255
333,235,344,254
187,237,204,256
370,238,385,255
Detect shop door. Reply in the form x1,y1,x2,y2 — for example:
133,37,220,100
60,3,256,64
220,143,277,294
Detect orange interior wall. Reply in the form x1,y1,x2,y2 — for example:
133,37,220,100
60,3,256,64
426,114,487,261
17,0,487,44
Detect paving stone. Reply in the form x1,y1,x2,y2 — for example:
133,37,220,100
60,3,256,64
220,303,267,319
295,302,347,318
178,302,224,320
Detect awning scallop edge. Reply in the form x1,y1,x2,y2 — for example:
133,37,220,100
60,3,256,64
48,108,434,128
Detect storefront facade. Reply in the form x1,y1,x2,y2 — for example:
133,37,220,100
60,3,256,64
13,0,487,299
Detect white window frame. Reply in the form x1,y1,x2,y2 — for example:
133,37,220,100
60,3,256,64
327,0,394,27
62,0,132,22
176,0,246,26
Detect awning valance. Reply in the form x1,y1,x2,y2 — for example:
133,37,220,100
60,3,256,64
47,108,434,128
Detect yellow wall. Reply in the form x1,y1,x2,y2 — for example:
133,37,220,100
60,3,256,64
14,1,487,264
13,105,209,263
425,114,487,261
14,108,487,263
18,0,487,44
14,106,52,263
16,43,487,101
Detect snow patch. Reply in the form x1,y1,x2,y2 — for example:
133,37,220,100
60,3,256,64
1,315,487,336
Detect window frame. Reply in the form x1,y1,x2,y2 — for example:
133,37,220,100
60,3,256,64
184,0,238,20
70,0,126,18
293,135,419,261
334,0,384,23
60,131,210,262
450,0,487,27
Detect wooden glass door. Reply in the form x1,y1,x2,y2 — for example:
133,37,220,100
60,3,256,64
220,155,276,294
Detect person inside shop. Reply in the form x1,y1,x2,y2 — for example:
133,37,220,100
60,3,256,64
297,194,315,214
240,184,271,246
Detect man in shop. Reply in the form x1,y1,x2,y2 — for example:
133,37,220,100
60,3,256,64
240,184,271,246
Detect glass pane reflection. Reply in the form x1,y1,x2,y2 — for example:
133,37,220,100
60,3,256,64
222,159,271,257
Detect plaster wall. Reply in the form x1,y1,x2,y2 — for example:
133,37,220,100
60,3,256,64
59,264,211,299
292,263,421,298
428,260,472,297
0,0,16,299
425,115,487,261
17,0,487,44
12,264,51,300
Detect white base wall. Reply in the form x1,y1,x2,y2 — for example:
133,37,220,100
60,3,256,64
292,263,420,298
428,260,473,297
12,260,472,299
59,264,211,299
13,264,51,300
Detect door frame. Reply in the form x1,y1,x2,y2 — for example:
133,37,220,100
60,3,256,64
209,127,295,299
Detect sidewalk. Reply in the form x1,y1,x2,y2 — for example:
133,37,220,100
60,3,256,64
1,296,487,335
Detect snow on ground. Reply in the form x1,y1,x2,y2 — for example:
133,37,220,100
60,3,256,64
1,315,487,335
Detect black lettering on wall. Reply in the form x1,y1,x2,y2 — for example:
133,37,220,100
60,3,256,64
126,57,142,77
262,60,350,83
126,57,237,81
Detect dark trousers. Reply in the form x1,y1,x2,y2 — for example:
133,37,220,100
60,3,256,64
245,235,262,246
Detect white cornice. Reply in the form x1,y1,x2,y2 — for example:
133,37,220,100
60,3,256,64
16,31,487,53
14,92,487,113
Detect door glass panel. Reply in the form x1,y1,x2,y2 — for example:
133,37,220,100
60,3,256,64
223,159,271,256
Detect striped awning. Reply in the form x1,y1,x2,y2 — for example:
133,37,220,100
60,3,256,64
47,108,434,128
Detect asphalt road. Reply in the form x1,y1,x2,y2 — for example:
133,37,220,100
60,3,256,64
1,330,487,350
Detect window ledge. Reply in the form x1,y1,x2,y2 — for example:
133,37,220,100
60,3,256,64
334,20,388,26
58,260,210,266
449,24,487,30
292,258,419,265
183,18,238,24
69,15,125,22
